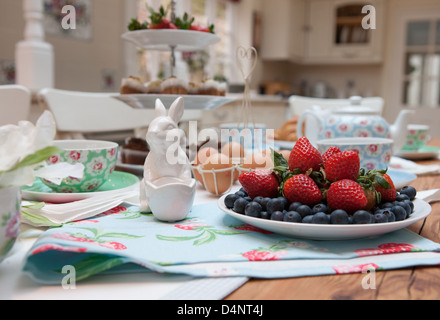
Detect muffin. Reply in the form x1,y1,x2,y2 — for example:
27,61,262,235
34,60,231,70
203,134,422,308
161,77,189,94
121,137,149,165
198,79,219,95
188,81,200,95
145,80,163,94
120,76,148,94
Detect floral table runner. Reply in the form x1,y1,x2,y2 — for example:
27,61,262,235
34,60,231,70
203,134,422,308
23,202,440,284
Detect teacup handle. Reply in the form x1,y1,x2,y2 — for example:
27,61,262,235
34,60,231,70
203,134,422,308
297,110,322,146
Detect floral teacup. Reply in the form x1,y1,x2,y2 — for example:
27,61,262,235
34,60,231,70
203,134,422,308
317,138,394,170
41,140,118,193
401,124,430,151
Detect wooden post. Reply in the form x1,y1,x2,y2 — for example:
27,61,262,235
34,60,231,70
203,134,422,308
15,0,54,92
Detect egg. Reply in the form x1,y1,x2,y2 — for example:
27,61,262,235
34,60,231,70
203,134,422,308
192,147,219,186
221,142,245,159
194,147,218,165
279,150,291,162
200,153,234,195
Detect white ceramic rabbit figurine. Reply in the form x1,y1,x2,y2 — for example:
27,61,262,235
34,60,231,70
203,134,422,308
139,97,196,222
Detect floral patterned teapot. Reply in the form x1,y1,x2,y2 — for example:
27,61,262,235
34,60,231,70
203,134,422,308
297,96,414,153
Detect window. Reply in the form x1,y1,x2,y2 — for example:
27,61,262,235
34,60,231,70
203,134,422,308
403,19,440,108
136,0,230,83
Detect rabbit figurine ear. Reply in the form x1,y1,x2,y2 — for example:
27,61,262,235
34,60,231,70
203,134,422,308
155,99,167,118
168,97,184,124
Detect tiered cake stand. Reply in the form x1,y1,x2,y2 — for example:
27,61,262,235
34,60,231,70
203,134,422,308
117,9,235,110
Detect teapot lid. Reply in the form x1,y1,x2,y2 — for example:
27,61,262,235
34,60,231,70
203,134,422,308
333,96,379,115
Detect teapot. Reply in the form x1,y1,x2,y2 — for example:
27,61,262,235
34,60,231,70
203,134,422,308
296,96,414,153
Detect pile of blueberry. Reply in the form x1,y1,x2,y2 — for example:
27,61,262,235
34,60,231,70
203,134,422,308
224,186,417,225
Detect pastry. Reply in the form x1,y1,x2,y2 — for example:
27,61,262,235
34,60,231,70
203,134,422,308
145,80,163,94
188,81,200,95
121,137,150,165
161,77,189,94
120,76,148,94
198,79,219,95
274,116,303,142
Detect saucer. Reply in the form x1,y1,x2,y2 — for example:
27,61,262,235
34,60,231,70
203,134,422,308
21,171,139,204
395,146,440,160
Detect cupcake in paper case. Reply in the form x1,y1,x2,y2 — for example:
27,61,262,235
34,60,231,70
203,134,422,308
161,77,189,95
145,79,163,94
120,76,148,94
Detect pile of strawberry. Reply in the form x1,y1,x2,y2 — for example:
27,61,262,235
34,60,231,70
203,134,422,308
128,6,214,33
229,137,416,225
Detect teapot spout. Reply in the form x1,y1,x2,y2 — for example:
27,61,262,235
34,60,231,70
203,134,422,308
390,109,415,152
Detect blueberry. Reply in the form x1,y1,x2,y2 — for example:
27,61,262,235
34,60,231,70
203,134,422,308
380,209,396,222
245,202,262,218
400,186,416,200
244,196,252,202
288,202,302,212
390,205,407,221
312,212,330,224
373,212,388,223
254,197,269,211
283,211,302,223
260,211,270,220
330,209,349,224
270,211,285,221
302,215,313,223
297,205,313,218
278,197,290,210
239,187,248,195
352,210,373,224
403,199,414,213
312,203,328,214
381,202,394,209
267,198,286,214
233,197,249,214
396,193,410,202
394,201,412,216
224,194,239,209
235,190,247,198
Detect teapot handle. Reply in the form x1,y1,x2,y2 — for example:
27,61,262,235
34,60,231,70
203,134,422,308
297,110,322,146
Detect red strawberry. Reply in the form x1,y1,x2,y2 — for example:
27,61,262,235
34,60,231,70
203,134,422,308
325,151,360,182
238,169,279,199
288,137,322,173
374,173,396,202
283,174,322,205
322,146,341,166
327,179,368,214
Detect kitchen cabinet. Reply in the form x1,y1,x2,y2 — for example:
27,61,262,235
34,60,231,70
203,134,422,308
261,0,384,64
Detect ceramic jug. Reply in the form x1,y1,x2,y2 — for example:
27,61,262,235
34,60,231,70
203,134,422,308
297,96,413,153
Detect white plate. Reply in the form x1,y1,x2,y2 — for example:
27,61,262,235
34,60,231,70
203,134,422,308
114,94,235,110
121,29,221,51
387,169,417,190
218,195,431,240
21,171,140,204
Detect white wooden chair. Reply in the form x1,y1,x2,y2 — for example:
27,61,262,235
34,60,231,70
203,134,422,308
288,95,384,118
0,85,31,125
38,88,156,141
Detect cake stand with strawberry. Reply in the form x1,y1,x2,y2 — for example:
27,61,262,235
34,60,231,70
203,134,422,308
119,2,235,111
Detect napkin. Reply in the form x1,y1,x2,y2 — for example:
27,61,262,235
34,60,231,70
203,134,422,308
23,200,440,285
390,156,440,175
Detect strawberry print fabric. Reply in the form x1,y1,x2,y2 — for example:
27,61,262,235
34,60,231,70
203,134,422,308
23,202,440,284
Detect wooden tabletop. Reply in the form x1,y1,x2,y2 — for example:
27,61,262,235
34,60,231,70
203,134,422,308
226,138,440,300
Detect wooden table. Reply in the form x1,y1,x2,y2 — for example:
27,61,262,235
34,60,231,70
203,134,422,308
226,138,440,300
